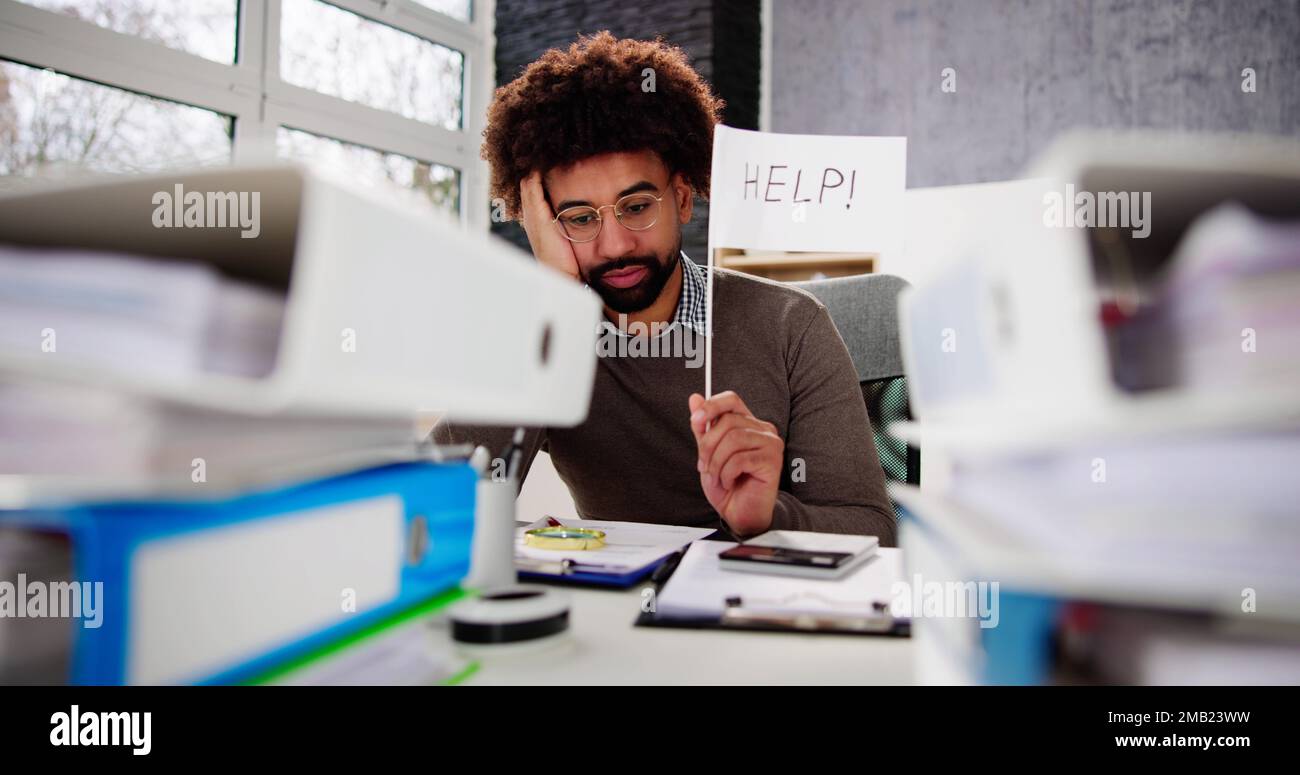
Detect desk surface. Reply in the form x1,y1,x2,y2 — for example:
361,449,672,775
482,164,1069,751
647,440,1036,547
437,579,915,686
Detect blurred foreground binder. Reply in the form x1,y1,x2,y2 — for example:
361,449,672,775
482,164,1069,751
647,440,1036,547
896,132,1300,454
0,461,474,685
0,163,600,426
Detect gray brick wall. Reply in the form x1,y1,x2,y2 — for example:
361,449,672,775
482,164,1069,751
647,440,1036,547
770,0,1300,188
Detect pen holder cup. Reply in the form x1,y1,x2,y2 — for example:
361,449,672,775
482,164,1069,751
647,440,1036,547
465,477,518,591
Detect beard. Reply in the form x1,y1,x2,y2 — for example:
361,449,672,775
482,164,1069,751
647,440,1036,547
582,237,682,314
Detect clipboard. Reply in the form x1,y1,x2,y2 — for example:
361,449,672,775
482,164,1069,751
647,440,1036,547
517,555,674,589
635,606,911,637
635,541,911,637
512,519,722,589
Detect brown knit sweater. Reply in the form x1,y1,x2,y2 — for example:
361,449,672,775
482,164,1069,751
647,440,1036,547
433,267,896,546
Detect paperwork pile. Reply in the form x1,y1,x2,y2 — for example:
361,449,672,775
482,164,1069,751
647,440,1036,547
0,245,284,380
0,244,444,685
0,163,599,685
0,245,421,500
894,135,1300,683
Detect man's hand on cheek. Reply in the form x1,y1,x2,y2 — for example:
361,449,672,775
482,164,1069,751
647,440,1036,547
688,390,784,537
518,170,581,282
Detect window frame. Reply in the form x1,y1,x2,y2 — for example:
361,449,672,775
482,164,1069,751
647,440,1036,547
0,0,494,229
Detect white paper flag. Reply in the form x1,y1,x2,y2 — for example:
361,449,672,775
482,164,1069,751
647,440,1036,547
706,125,907,255
702,126,907,396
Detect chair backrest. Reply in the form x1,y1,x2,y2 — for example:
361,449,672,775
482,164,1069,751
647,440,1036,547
793,274,910,383
791,274,919,512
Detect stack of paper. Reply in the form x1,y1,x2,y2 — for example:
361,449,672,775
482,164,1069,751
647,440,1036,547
0,245,421,502
912,203,1300,598
274,618,474,686
1089,612,1300,685
947,432,1300,561
1110,205,1300,392
0,380,422,503
897,194,1300,683
0,245,283,380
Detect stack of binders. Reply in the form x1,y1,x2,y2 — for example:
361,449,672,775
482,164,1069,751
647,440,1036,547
889,132,1300,685
0,164,600,684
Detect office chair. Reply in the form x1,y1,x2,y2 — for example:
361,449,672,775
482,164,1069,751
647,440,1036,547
791,274,919,518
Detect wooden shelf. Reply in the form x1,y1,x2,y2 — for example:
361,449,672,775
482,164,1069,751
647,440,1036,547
714,248,876,281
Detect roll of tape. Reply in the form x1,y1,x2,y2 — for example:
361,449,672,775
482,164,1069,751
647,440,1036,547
450,585,570,645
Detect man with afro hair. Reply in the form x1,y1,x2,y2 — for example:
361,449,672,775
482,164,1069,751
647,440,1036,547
438,31,894,542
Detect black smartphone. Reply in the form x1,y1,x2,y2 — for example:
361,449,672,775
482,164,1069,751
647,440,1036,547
718,544,855,568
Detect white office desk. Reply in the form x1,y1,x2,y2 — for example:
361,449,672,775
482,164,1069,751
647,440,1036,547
438,571,915,686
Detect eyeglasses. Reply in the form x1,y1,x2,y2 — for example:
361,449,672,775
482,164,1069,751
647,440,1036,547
551,190,666,243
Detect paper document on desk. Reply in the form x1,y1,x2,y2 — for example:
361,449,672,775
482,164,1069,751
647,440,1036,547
276,619,473,686
656,541,904,619
515,518,713,573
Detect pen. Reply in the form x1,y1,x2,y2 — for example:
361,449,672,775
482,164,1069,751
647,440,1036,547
514,558,627,575
650,549,685,586
469,445,490,478
503,427,525,482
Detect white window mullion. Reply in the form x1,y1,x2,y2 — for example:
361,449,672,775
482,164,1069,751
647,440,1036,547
265,83,470,166
232,0,275,162
0,0,258,118
324,0,479,55
261,0,479,175
0,0,491,228
460,0,495,230
390,0,475,29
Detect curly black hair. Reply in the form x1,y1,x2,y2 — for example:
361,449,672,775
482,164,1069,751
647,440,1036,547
482,31,725,219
